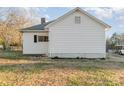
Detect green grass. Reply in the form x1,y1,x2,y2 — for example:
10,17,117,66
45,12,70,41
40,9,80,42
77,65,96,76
0,51,124,85
0,50,26,59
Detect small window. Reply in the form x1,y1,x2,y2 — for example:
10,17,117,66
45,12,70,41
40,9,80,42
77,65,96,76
38,36,48,42
38,36,44,42
75,16,81,24
34,35,37,43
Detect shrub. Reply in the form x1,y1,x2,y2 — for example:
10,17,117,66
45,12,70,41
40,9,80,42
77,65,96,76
0,38,5,45
10,42,19,46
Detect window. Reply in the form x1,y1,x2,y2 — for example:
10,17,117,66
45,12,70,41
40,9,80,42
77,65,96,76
44,36,48,41
34,35,37,43
75,16,81,24
38,36,44,42
38,36,48,42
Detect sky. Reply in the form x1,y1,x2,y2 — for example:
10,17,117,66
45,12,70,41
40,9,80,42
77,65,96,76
26,7,124,38
1,7,124,38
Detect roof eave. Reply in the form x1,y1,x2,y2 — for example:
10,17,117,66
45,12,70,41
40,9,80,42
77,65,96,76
20,30,48,33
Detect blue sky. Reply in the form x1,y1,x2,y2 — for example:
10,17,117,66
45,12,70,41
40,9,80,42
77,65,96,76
3,7,124,38
29,7,124,38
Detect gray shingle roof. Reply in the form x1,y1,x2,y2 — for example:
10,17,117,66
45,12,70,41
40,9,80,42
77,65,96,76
21,20,54,31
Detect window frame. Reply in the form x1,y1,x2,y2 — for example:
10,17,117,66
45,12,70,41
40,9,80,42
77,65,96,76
75,16,81,24
34,35,37,43
38,36,48,42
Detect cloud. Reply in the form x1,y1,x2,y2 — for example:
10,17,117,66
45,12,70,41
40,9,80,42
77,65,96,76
116,15,124,25
2,7,124,27
31,8,50,20
14,7,50,23
83,7,124,28
112,7,124,14
118,24,124,27
117,16,124,21
84,7,113,19
44,14,50,19
83,7,124,19
0,7,49,24
115,16,124,27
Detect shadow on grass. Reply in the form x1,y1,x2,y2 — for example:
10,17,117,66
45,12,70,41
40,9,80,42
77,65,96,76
0,50,48,61
0,62,54,73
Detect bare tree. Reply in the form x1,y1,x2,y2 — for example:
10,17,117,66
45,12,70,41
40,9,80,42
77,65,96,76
0,8,33,49
106,32,124,50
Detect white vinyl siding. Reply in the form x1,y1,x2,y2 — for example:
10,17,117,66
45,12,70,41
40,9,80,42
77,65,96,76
23,32,48,54
75,16,81,24
48,11,106,58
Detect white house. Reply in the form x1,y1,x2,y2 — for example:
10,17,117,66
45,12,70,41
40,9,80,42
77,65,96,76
21,7,111,58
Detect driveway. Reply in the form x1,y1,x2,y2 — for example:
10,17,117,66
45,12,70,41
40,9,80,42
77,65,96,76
107,53,124,62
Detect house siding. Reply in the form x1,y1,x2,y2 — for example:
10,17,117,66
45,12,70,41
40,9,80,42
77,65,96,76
48,11,106,58
23,32,48,54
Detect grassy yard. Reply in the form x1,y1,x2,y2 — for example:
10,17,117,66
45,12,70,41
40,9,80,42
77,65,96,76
0,51,124,86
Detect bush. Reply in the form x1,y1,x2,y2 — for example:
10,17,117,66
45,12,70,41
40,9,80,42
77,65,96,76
0,38,5,45
9,42,19,46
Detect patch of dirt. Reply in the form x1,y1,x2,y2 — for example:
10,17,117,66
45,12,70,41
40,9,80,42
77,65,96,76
115,70,124,85
0,58,41,65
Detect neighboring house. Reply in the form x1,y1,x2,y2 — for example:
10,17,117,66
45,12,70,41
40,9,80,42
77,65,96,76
20,7,111,58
